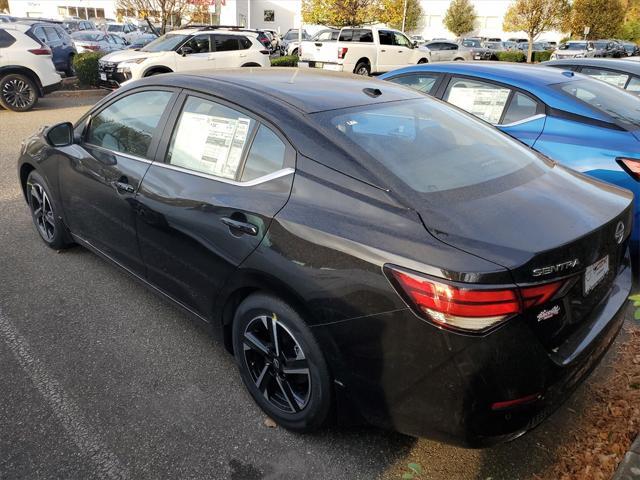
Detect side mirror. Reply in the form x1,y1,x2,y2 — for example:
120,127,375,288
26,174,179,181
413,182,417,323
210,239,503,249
179,46,193,56
46,122,74,147
412,40,418,47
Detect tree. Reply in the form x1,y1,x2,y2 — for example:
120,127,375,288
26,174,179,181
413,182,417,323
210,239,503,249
117,0,193,33
0,0,8,14
302,0,379,27
503,0,570,63
443,0,477,37
618,19,640,41
378,0,424,32
568,0,625,40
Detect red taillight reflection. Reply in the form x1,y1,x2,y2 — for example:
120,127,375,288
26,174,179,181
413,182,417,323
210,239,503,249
387,267,565,332
490,393,541,410
617,157,640,181
28,48,51,55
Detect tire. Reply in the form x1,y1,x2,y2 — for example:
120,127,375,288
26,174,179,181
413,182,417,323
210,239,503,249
26,171,74,250
453,57,465,61
354,61,370,76
291,48,299,56
0,73,38,112
232,293,332,432
65,54,76,77
417,58,428,64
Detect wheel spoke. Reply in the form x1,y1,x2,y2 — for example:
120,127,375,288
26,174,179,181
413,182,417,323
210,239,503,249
282,358,309,376
243,332,269,357
44,212,55,227
31,186,42,204
255,364,270,392
276,376,301,413
33,206,42,218
269,316,280,357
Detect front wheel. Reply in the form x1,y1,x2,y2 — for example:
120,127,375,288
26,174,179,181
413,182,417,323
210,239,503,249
232,293,332,432
26,171,74,249
0,74,38,112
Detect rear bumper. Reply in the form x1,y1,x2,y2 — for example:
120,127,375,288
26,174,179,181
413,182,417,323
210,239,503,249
42,80,62,95
315,259,632,447
298,61,344,72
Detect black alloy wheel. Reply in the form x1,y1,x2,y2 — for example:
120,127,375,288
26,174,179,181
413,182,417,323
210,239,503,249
0,74,38,112
26,171,73,249
232,293,332,431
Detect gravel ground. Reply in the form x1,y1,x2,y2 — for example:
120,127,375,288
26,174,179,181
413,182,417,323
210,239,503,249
0,93,635,480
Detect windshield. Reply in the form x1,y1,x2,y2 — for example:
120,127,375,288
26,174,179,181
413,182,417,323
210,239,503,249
283,30,308,40
107,24,123,32
555,79,640,129
72,33,103,41
314,99,540,194
561,42,587,50
141,33,188,52
462,40,480,47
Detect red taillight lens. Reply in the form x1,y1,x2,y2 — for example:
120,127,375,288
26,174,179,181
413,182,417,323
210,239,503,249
386,267,565,333
617,157,640,181
28,48,51,55
338,47,348,59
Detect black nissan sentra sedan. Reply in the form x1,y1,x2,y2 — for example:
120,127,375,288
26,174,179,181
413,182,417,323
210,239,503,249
18,69,634,447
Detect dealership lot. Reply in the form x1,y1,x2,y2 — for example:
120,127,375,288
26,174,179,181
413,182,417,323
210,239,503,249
0,94,636,480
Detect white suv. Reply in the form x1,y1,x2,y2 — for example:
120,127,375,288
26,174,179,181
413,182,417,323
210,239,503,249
98,27,271,88
0,23,62,111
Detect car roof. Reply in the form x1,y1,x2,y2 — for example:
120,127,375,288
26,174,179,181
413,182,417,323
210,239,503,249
544,58,640,75
381,62,615,122
128,68,423,114
0,22,30,32
71,29,106,36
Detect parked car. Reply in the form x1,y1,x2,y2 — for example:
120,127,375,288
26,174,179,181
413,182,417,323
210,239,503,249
105,22,144,43
281,28,310,56
0,14,17,23
262,28,281,50
593,39,626,58
381,63,640,263
62,19,95,33
71,30,127,53
97,26,271,88
0,23,61,111
516,42,549,52
621,41,640,57
484,41,507,52
299,26,430,75
421,40,473,62
459,38,494,60
18,21,76,76
411,34,426,45
550,41,596,59
544,58,640,94
126,35,156,50
503,40,518,50
18,69,633,446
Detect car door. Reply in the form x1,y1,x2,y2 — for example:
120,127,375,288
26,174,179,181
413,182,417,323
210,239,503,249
175,34,213,71
442,77,544,146
212,34,242,68
377,30,395,70
135,92,295,317
393,31,414,66
58,88,178,275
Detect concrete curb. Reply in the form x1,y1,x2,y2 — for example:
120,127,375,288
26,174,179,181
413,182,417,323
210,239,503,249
612,435,640,479
49,89,107,98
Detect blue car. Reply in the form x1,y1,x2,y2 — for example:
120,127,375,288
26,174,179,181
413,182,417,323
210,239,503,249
18,21,77,76
380,63,640,267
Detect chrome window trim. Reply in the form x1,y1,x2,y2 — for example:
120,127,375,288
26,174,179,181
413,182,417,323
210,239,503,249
83,142,153,164
499,113,546,127
156,162,295,187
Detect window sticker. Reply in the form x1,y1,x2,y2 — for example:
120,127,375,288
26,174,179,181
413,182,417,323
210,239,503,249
171,111,251,178
447,86,510,124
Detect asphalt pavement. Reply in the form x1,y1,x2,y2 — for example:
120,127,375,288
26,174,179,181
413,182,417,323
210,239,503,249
0,93,634,480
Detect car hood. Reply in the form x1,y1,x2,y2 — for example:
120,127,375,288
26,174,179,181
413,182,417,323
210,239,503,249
413,163,633,283
100,49,163,63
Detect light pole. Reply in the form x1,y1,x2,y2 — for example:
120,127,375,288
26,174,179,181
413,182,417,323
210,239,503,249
402,0,408,32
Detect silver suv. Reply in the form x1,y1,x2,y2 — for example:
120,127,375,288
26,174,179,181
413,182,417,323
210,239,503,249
550,41,596,60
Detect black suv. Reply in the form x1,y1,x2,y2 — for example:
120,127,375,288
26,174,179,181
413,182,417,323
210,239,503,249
594,39,626,58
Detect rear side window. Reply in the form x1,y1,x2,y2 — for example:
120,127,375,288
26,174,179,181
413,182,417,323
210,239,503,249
501,92,540,124
44,26,61,41
0,29,15,48
214,34,239,51
33,27,48,44
444,78,511,124
182,34,211,53
239,36,251,49
317,98,538,194
387,73,439,95
240,125,286,182
581,67,629,89
379,30,393,45
167,96,256,180
339,29,373,42
86,90,173,158
627,76,640,93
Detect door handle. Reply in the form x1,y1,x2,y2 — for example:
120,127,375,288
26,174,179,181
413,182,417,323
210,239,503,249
381,49,386,52
221,217,258,236
114,181,135,194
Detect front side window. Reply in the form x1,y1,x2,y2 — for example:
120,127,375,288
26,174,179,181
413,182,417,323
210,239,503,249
581,67,629,89
626,76,640,93
315,98,539,194
167,96,256,180
182,34,211,53
86,90,173,158
394,32,411,48
444,78,511,124
213,34,238,52
387,73,439,95
240,125,286,182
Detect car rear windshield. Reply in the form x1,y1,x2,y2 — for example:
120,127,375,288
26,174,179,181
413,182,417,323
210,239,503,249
107,24,124,32
73,32,103,41
554,79,640,129
314,98,540,194
141,33,188,52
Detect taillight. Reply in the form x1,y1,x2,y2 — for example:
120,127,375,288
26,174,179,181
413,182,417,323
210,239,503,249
28,47,51,55
386,266,564,333
338,47,348,59
617,157,640,181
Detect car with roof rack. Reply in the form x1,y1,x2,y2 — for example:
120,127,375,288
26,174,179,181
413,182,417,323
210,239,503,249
97,26,271,88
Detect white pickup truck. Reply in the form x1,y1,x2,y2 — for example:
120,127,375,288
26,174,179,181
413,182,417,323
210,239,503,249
298,26,429,75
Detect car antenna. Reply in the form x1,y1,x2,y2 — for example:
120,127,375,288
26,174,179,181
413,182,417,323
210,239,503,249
562,71,574,77
288,68,299,84
363,88,382,98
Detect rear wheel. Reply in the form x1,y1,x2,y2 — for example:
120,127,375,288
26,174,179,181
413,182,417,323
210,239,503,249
291,48,299,56
26,171,73,249
417,58,428,64
65,53,76,77
232,293,332,432
0,73,38,112
354,61,370,76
